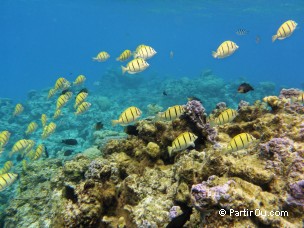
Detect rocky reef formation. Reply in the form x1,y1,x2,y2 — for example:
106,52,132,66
2,90,304,227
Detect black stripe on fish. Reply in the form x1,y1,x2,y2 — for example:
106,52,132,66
234,138,238,151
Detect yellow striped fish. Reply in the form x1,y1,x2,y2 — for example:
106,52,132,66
0,161,13,175
24,140,35,156
48,88,56,99
272,20,297,42
168,132,198,156
121,58,149,75
25,121,38,135
291,92,304,104
42,122,56,139
74,92,88,108
10,139,30,157
135,44,146,53
116,50,132,62
210,109,238,127
92,51,110,62
54,77,70,91
0,131,10,147
212,40,239,59
0,173,18,191
134,45,157,60
22,159,27,172
112,106,142,126
53,109,62,119
64,91,73,100
41,114,47,127
156,105,185,121
33,144,45,160
75,102,91,115
73,75,86,86
226,133,256,153
56,94,69,110
13,103,24,116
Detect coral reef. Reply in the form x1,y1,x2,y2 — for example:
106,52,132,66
0,68,303,227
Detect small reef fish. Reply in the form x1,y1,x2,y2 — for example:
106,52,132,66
187,96,202,103
226,133,256,153
41,114,47,127
74,92,88,108
163,91,168,96
45,146,49,158
0,131,10,148
73,75,86,86
13,103,24,116
210,109,238,127
64,149,73,156
54,77,70,91
112,106,142,126
33,144,45,160
95,121,104,130
272,20,297,42
75,101,91,115
61,89,70,95
10,139,30,157
42,122,56,139
0,173,18,191
22,159,27,172
48,88,56,99
25,121,38,135
170,51,174,59
24,140,35,156
53,109,62,119
0,161,13,174
212,40,239,59
236,28,249,35
56,94,69,110
168,132,198,156
156,105,185,121
116,50,132,62
92,51,110,62
64,91,73,100
62,139,78,145
77,88,88,95
135,44,146,53
290,92,304,104
238,83,254,93
121,58,149,75
255,35,261,44
134,45,157,60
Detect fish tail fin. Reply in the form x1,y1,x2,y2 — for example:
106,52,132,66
121,66,127,75
92,57,97,61
116,57,120,61
212,51,217,58
154,112,162,122
168,146,172,157
272,35,277,42
111,120,118,127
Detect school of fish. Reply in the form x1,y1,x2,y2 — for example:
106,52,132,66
0,19,301,192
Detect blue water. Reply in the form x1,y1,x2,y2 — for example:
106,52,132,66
1,0,304,102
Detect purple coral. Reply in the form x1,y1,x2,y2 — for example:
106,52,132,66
191,176,235,211
286,180,304,206
279,88,302,99
238,100,250,109
169,206,182,221
216,102,226,110
184,100,217,144
260,138,295,162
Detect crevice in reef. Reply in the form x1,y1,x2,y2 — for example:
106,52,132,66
64,185,78,203
166,203,193,228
